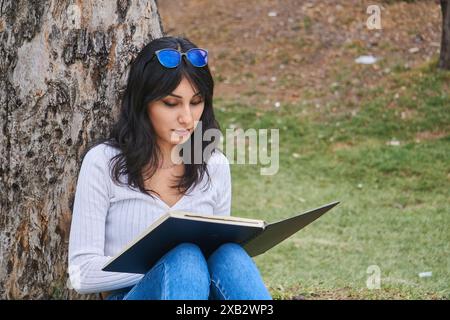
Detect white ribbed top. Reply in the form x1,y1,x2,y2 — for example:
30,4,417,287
68,143,231,294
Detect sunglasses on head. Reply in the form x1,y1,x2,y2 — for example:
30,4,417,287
148,48,208,68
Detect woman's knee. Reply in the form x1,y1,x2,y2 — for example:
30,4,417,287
166,243,210,296
164,243,209,276
212,243,248,260
127,243,210,299
168,242,205,262
207,243,272,300
208,243,251,269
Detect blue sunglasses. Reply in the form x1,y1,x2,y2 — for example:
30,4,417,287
149,48,208,68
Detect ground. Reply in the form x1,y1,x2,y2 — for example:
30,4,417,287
158,0,450,299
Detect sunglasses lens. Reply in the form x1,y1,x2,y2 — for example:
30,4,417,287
156,49,180,68
187,49,208,67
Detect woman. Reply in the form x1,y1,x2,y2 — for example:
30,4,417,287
68,36,272,300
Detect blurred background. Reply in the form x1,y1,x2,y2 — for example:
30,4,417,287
158,0,449,299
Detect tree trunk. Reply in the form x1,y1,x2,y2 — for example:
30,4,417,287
439,0,450,69
0,0,163,299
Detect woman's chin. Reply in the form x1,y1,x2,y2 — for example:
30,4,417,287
169,132,192,145
169,136,190,145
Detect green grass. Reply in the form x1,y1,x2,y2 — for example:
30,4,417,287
213,62,450,299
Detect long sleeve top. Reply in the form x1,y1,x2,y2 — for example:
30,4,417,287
68,143,231,294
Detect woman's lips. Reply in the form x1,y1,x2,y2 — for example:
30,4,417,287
172,129,191,137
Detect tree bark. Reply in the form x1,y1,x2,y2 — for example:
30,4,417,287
0,0,163,299
439,0,450,69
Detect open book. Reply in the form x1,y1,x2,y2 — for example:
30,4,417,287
102,201,340,274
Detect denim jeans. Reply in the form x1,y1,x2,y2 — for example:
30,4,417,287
105,242,272,300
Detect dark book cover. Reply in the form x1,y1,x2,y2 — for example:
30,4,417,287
102,201,340,274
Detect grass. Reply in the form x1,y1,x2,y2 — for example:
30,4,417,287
213,60,450,299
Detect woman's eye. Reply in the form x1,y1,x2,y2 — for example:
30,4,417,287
163,101,177,107
163,100,203,107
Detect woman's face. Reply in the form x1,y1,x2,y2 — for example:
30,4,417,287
147,76,205,149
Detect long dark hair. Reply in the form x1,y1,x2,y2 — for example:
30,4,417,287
84,36,220,198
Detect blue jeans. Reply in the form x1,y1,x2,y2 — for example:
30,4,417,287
105,242,272,300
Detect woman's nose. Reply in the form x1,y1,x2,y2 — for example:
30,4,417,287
178,103,194,125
